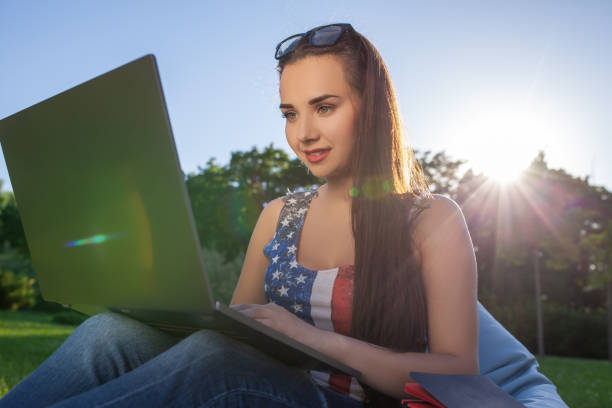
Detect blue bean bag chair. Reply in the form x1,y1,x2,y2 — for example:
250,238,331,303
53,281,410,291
478,302,568,407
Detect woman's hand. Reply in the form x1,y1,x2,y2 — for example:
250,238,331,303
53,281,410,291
231,302,319,345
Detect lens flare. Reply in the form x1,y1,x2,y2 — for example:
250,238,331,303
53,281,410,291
361,177,393,200
65,232,126,248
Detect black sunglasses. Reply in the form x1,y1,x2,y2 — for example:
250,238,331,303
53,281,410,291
275,23,354,60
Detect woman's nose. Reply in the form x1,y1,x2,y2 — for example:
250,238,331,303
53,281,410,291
296,116,319,143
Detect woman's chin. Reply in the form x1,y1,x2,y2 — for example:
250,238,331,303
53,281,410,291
301,163,325,179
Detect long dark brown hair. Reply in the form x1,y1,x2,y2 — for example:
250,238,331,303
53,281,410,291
277,26,431,407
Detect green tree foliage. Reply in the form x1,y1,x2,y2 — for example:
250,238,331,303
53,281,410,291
0,268,37,310
0,193,29,257
455,152,611,359
186,144,320,260
415,150,466,197
0,191,37,310
1,145,611,361
202,247,243,305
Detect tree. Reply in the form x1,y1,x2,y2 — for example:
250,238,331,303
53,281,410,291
453,152,610,358
415,150,466,198
186,144,320,260
0,193,29,257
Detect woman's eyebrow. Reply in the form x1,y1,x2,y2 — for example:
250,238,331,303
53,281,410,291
279,94,340,110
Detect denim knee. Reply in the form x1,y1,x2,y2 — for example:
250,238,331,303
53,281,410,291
71,313,148,352
65,313,178,370
74,313,135,345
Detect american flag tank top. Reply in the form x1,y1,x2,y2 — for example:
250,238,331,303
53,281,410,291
263,189,365,402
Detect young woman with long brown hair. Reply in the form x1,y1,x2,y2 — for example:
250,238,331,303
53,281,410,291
230,23,478,406
1,23,566,408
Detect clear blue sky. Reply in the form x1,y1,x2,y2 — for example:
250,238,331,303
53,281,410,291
1,0,611,191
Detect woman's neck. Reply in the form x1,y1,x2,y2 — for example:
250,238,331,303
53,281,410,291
318,176,353,205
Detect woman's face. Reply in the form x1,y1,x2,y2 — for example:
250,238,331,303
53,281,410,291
279,55,360,181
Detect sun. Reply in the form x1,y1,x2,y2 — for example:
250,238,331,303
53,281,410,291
439,96,569,185
486,158,525,184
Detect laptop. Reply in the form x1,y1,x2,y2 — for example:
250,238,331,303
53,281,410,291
0,54,360,379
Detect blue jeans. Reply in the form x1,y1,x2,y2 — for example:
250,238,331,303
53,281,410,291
0,313,364,407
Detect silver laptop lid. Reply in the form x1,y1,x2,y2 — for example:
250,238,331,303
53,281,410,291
0,55,214,312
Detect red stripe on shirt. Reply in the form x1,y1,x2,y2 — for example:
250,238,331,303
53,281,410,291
331,264,354,336
329,265,355,396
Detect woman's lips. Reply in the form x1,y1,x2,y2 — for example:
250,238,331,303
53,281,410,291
304,149,330,163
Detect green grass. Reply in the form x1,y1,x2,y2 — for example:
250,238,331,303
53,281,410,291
0,310,78,397
1,310,611,406
537,355,612,407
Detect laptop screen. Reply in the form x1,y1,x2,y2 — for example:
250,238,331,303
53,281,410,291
0,55,214,311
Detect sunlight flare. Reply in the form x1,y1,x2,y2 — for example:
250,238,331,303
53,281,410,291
440,96,570,184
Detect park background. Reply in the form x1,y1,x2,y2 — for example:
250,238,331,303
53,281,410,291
0,1,611,406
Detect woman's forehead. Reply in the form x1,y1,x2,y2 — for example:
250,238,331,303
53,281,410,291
279,55,352,103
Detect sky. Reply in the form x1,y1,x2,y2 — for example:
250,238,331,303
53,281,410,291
1,0,611,192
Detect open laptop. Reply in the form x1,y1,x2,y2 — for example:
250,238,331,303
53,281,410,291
0,54,360,379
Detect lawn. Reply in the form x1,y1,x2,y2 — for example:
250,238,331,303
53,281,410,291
0,310,80,397
537,355,612,407
1,310,611,406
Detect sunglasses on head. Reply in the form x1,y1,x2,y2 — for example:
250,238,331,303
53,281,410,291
275,23,354,60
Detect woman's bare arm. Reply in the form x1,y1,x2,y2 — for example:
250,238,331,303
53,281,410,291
319,195,478,398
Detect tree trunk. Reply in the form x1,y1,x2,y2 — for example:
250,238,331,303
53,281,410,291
535,249,545,356
607,276,612,364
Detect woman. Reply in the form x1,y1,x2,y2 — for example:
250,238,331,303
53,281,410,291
2,23,478,408
231,23,478,405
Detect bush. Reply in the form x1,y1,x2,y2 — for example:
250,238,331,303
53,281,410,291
202,247,243,304
543,303,607,359
0,269,37,310
51,310,88,325
0,248,41,310
0,246,34,277
480,295,608,359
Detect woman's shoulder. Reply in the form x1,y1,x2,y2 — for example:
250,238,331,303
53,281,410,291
412,193,461,216
410,194,468,249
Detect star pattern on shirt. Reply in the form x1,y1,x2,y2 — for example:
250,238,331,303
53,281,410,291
265,189,323,322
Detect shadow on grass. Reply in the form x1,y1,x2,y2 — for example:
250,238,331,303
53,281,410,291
0,331,73,397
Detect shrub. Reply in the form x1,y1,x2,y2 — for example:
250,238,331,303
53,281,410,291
480,294,608,359
0,247,42,310
51,310,88,325
0,269,37,310
202,247,243,304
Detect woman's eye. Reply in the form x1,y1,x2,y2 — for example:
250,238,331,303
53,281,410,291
283,112,296,120
282,111,297,121
317,105,333,114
